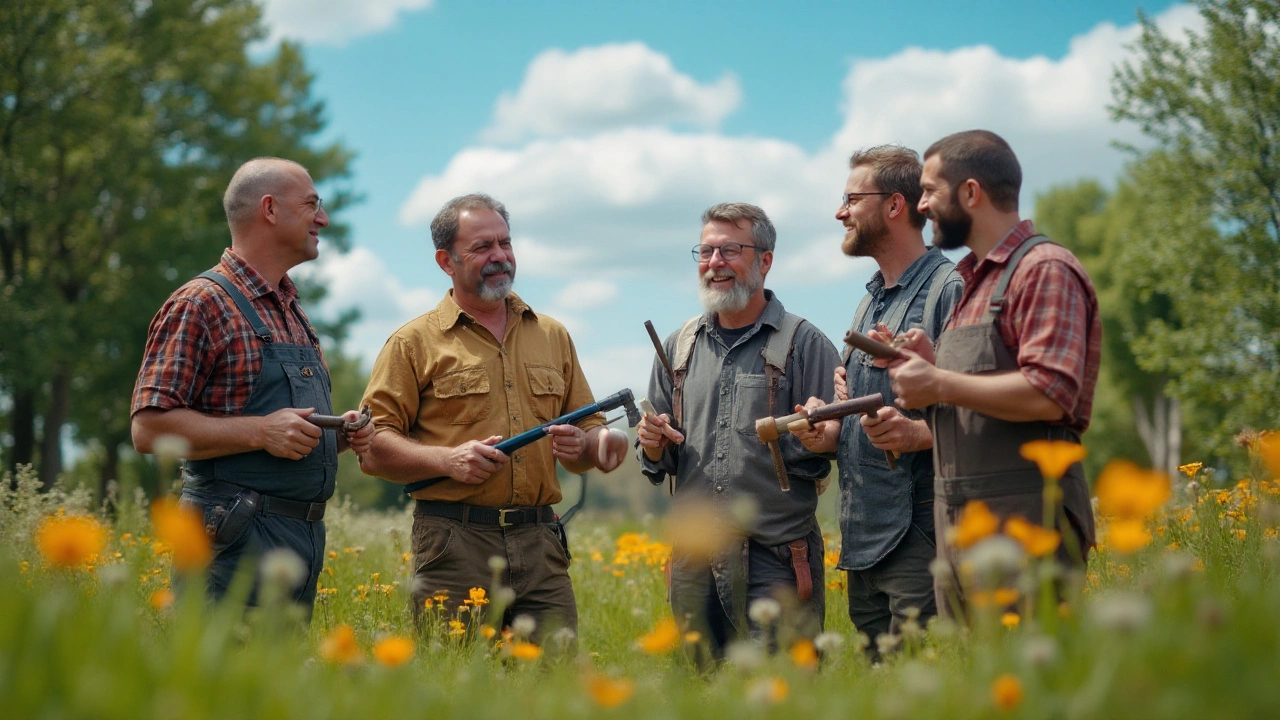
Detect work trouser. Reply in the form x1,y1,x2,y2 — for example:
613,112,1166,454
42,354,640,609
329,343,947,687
409,510,577,642
845,500,938,660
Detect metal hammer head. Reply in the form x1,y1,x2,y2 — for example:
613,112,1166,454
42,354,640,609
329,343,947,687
619,388,641,427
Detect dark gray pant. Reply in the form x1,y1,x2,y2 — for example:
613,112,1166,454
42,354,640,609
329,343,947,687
845,501,937,660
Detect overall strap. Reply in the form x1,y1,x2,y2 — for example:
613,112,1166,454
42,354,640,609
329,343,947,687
881,250,948,336
987,235,1051,322
762,312,803,420
198,271,272,343
669,316,701,429
842,293,875,365
921,262,960,336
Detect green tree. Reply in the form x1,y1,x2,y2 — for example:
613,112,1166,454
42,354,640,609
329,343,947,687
0,0,358,491
1110,0,1280,458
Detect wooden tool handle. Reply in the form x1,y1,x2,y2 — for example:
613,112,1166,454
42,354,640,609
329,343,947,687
806,393,884,424
843,330,903,360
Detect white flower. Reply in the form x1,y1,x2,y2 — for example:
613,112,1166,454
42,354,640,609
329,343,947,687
1090,592,1152,633
547,627,576,651
813,632,844,653
511,614,537,638
875,632,902,657
494,587,516,607
152,434,192,462
747,597,781,626
260,548,307,591
488,555,508,572
1021,635,1060,668
959,535,1026,582
724,640,765,672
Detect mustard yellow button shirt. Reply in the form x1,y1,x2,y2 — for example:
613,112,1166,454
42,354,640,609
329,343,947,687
362,291,603,506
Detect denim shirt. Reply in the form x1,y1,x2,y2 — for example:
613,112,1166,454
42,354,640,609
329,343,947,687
838,248,963,571
639,291,840,547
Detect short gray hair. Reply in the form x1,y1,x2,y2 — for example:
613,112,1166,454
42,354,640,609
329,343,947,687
223,157,306,229
430,193,510,253
700,202,776,252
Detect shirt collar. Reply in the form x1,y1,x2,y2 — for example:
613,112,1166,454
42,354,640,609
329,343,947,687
696,288,784,333
864,246,945,297
438,289,535,331
221,248,293,302
955,219,1037,281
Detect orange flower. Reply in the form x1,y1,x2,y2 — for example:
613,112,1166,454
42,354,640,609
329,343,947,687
953,501,1000,550
509,642,543,661
585,674,636,708
468,587,488,606
320,624,362,665
1094,460,1171,520
35,515,106,569
149,588,175,611
372,636,415,667
636,616,681,654
1105,518,1152,553
1020,440,1086,480
748,676,789,705
1003,516,1061,558
991,674,1024,711
1260,432,1280,478
1001,612,1020,630
480,625,497,640
789,639,819,670
1177,462,1203,478
150,498,212,572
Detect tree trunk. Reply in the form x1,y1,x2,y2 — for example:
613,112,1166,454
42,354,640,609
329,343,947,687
1132,391,1183,476
9,387,36,474
99,437,121,502
37,365,70,490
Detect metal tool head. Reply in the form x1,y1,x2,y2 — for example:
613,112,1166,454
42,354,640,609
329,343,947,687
755,416,780,443
343,405,372,433
619,388,641,427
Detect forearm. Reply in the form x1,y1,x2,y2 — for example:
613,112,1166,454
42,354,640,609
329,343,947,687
561,430,596,474
359,430,452,483
131,408,265,460
938,370,1064,422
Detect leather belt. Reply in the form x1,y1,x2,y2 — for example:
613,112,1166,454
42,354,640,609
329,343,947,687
414,501,555,527
196,480,326,522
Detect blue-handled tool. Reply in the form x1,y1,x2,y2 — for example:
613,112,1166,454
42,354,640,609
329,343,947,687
400,388,640,494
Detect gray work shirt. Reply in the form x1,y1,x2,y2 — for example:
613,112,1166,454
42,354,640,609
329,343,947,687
639,291,840,547
838,247,963,571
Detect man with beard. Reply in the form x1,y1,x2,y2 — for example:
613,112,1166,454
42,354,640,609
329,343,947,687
636,202,839,662
878,130,1100,618
790,146,961,659
359,193,629,642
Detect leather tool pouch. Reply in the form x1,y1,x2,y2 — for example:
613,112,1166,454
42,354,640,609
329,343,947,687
787,539,813,602
210,490,259,547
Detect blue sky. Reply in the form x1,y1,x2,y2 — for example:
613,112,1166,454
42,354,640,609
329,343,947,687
272,0,1188,401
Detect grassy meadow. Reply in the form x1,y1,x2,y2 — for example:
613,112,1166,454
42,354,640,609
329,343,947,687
4,438,1280,720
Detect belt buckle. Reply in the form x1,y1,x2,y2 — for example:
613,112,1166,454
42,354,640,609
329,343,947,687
497,508,514,528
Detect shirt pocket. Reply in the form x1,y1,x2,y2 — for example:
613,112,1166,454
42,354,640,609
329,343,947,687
526,364,566,423
431,366,492,425
732,373,774,436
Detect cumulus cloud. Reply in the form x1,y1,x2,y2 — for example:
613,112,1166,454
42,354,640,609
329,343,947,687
482,42,742,142
259,0,433,47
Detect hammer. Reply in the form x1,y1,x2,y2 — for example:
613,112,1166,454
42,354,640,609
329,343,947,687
306,405,372,433
755,392,898,474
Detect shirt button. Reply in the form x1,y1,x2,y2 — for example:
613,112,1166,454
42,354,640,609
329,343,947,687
719,419,727,427
715,485,724,493
721,387,730,395
506,382,513,390
716,452,725,460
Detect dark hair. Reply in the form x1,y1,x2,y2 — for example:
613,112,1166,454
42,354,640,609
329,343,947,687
430,193,510,253
923,130,1021,212
701,202,777,252
848,145,926,229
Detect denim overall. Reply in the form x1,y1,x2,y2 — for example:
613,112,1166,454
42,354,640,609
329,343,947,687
180,271,338,608
929,237,1096,617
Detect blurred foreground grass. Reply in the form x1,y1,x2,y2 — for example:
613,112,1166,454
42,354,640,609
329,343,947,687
3,446,1280,719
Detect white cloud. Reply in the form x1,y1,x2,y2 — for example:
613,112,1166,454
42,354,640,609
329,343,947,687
579,345,657,405
259,0,433,47
554,280,619,309
482,42,742,142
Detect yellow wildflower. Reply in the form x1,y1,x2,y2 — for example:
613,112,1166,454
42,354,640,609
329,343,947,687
480,625,497,640
448,620,466,636
1178,462,1203,478
991,674,1023,711
636,616,681,654
585,674,635,708
468,587,488,606
1106,518,1152,554
1020,440,1086,480
1095,460,1171,519
953,501,1000,549
151,498,212,572
320,625,362,666
510,642,543,661
684,631,702,644
372,636,415,668
1259,431,1280,478
789,639,819,670
1001,612,1020,630
747,676,789,705
35,515,106,569
149,588,175,611
1003,516,1061,558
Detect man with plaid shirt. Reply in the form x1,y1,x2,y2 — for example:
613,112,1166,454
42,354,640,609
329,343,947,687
878,130,1100,618
131,157,373,612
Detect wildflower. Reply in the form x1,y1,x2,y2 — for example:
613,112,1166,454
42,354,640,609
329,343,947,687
725,640,765,671
35,515,106,569
509,642,543,661
636,616,681,654
1233,529,1247,541
480,626,497,640
328,551,338,559
1178,462,1203,478
150,499,212,572
259,548,307,592
152,434,192,462
320,625,362,665
1003,516,1061,558
952,501,1000,550
1105,519,1152,554
959,536,1025,581
1021,635,1059,668
488,555,508,572
585,674,635,708
1001,612,1020,630
1091,592,1152,633
746,676,789,705
684,631,702,644
1094,460,1171,520
372,636,415,668
149,588,175,611
468,587,488,606
875,633,902,656
1020,440,1086,480
747,597,781,626
789,639,819,670
814,632,845,653
448,620,466,636
511,614,537,638
991,674,1023,710
1260,432,1280,478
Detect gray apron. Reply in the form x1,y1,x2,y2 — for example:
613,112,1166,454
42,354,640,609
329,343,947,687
929,237,1096,617
180,271,337,608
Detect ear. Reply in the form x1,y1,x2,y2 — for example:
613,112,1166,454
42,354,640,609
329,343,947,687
885,193,905,221
260,194,278,225
961,179,982,209
435,248,457,278
758,249,773,278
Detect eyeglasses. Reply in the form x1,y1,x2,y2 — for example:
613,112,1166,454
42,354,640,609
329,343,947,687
304,197,325,214
691,242,763,262
842,191,892,207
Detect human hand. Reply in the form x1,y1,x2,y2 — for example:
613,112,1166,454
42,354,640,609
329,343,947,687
342,409,375,456
446,436,508,484
260,408,323,460
887,350,945,409
860,405,929,453
636,412,684,461
788,398,839,454
587,427,628,472
548,424,588,462
833,366,849,402
872,328,935,368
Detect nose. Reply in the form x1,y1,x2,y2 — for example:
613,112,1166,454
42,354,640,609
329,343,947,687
917,196,929,216
315,206,330,227
835,202,850,220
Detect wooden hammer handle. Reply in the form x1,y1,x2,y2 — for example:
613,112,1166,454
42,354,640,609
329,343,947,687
806,393,885,424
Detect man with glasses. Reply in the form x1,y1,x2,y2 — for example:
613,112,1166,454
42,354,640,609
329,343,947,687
132,157,374,614
636,202,839,662
790,146,961,660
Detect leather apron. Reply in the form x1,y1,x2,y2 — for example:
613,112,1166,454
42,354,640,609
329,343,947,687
929,237,1096,617
180,271,338,607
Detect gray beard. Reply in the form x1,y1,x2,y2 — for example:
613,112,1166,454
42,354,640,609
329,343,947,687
698,265,762,315
476,260,514,302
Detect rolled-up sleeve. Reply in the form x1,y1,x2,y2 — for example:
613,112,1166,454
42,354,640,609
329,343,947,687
131,298,213,415
1008,259,1092,420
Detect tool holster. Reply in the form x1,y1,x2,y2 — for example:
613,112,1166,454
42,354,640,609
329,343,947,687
787,538,813,602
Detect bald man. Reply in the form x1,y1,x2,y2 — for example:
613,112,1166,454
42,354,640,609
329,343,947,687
132,157,373,614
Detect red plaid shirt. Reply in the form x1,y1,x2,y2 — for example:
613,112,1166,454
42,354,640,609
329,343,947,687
131,249,323,417
948,220,1101,431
